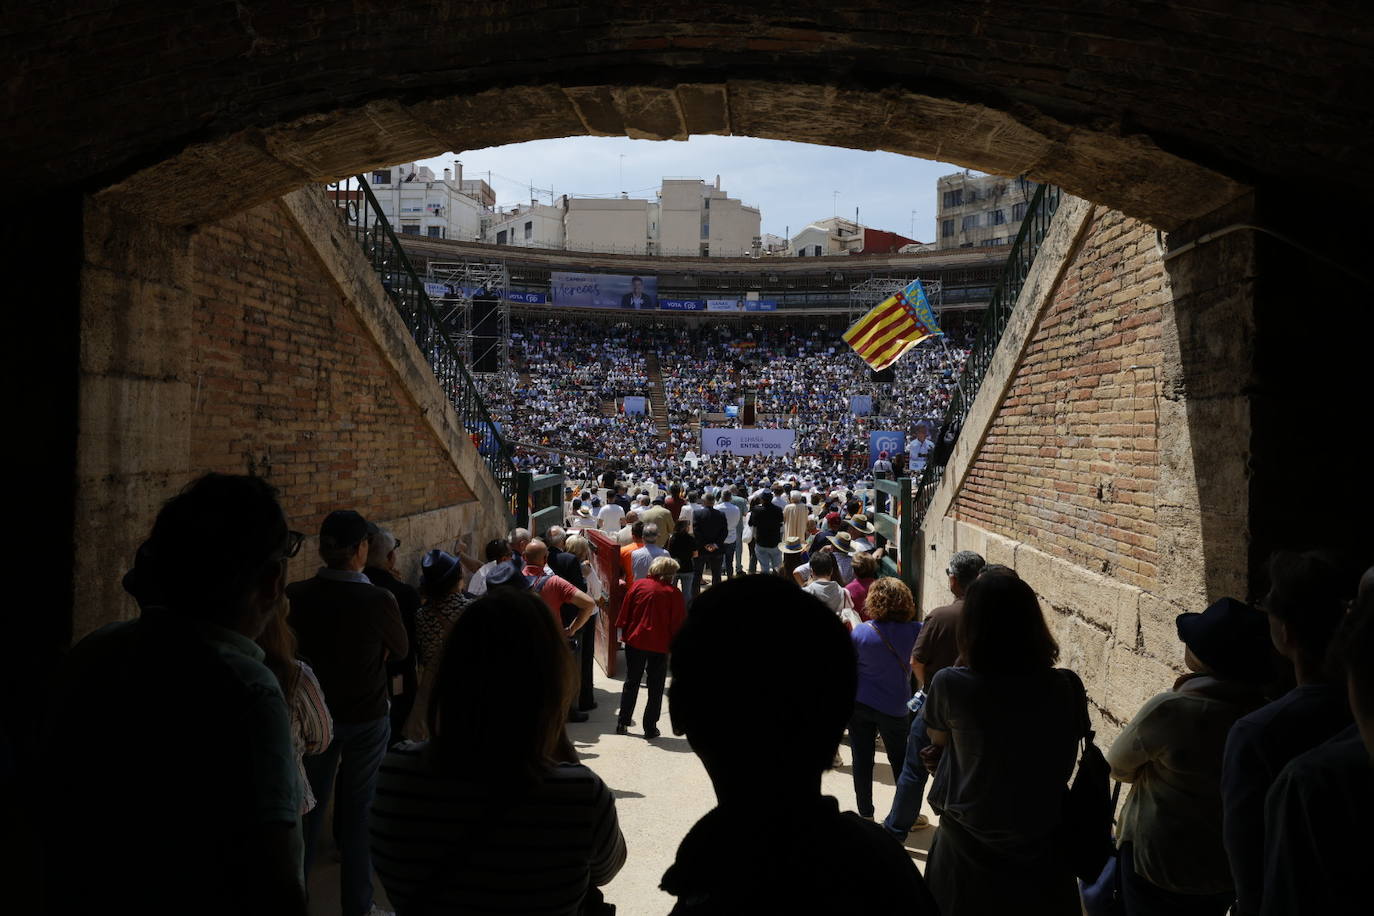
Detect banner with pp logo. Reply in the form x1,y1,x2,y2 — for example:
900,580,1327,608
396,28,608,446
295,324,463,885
869,430,906,467
701,427,796,456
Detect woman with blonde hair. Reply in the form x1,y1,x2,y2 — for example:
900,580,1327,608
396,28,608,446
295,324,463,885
615,555,687,739
255,600,332,815
848,577,921,821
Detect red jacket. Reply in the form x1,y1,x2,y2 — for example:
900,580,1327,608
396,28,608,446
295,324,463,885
616,578,687,654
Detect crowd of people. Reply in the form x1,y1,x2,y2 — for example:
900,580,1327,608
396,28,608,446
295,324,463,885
39,471,1374,916
468,314,975,485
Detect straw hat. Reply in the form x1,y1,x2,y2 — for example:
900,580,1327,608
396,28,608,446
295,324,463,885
576,506,593,518
828,532,857,554
780,536,807,555
848,513,876,535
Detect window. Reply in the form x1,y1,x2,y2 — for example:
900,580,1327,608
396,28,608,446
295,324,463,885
371,170,392,185
524,220,533,240
700,243,710,256
962,214,979,230
797,248,806,257
400,224,420,235
941,219,955,238
427,226,442,238
701,221,710,239
496,229,507,245
704,198,711,209
942,189,963,208
813,245,823,256
990,209,1006,225
1012,202,1027,221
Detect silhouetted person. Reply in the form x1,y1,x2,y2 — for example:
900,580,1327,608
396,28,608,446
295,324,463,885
365,525,421,746
1259,566,1374,916
45,473,308,914
662,576,937,913
1222,551,1352,916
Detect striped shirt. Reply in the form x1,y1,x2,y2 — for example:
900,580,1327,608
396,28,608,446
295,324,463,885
371,742,626,915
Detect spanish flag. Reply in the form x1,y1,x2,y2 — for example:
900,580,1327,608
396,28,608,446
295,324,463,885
842,278,943,371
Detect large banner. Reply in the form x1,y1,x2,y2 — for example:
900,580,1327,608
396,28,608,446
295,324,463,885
424,283,548,304
622,396,647,415
702,427,796,456
850,395,873,416
660,299,706,311
551,271,658,310
869,430,906,468
706,298,742,312
744,299,778,312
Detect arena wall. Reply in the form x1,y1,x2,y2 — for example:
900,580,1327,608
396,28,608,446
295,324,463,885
74,192,511,639
920,196,1233,741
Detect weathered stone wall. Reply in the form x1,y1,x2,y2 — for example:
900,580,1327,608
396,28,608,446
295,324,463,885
921,197,1228,740
74,193,511,640
953,209,1166,592
188,207,472,523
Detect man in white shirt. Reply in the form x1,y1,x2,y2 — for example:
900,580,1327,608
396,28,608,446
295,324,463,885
907,424,934,474
717,491,742,580
598,500,625,532
466,538,514,597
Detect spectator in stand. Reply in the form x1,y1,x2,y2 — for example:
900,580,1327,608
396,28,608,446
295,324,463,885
884,549,985,840
45,474,308,915
845,551,879,620
662,576,938,913
691,493,729,600
365,525,420,746
404,549,471,741
370,590,626,914
802,551,849,616
1259,567,1374,916
619,521,645,582
558,531,603,714
872,450,893,478
667,519,698,604
921,571,1083,914
598,495,625,532
749,492,785,575
784,491,809,543
288,510,408,916
615,556,687,739
631,522,669,582
848,577,921,822
1222,551,1353,916
508,528,532,575
615,510,639,546
1107,597,1275,915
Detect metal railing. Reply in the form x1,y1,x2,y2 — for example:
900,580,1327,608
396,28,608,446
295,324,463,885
913,183,1064,529
326,175,518,509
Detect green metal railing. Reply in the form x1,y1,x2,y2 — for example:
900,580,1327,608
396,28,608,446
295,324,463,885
913,183,1064,530
872,476,918,594
326,175,517,509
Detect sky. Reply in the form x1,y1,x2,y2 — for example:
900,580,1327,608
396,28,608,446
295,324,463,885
416,136,975,244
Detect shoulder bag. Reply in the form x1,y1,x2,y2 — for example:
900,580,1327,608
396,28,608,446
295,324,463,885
1057,669,1116,882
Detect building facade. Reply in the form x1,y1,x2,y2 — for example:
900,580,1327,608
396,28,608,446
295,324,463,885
935,171,1038,249
487,199,566,249
365,161,493,241
788,217,919,256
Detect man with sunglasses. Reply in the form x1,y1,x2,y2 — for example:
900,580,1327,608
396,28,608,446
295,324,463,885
45,473,310,914
289,509,408,916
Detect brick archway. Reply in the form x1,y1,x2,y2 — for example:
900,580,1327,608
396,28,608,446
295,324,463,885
9,3,1373,228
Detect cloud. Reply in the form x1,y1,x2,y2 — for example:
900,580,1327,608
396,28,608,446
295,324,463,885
416,136,975,244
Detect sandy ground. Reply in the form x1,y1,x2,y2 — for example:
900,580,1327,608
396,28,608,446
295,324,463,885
308,648,939,915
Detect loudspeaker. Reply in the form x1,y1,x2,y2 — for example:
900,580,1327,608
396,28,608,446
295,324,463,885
471,292,501,373
871,366,895,384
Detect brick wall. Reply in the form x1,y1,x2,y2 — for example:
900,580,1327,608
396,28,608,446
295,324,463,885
187,203,473,530
953,209,1166,591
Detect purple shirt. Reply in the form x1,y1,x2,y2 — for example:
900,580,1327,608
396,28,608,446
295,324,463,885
852,620,922,716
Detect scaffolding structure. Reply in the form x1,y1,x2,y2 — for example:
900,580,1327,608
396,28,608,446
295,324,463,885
426,260,511,376
846,275,943,324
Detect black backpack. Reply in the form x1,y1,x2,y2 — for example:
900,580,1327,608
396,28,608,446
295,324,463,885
1057,669,1116,881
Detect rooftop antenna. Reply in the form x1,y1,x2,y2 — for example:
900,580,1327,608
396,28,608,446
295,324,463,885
833,190,840,217
619,154,626,192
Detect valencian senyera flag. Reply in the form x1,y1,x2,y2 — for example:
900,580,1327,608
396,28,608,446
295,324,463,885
842,278,944,371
